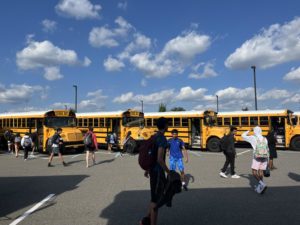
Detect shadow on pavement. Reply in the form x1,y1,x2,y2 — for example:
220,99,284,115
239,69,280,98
288,172,300,182
97,158,115,165
100,186,300,225
0,175,88,219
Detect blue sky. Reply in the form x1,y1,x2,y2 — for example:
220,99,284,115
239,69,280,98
1,0,300,113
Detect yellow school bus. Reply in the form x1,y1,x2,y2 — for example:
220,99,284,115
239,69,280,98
144,110,226,152
217,110,300,151
0,110,84,152
76,109,153,153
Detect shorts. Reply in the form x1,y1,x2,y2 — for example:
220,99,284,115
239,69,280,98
51,147,61,154
150,168,166,203
85,145,96,152
169,157,184,172
251,158,268,171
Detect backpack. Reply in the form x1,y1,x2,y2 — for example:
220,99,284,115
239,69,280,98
254,137,269,158
23,137,31,147
84,133,93,147
47,134,59,147
220,135,229,152
138,135,157,171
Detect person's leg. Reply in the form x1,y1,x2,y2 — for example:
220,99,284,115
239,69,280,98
229,153,236,175
7,141,11,152
92,151,96,164
221,153,230,173
24,147,29,160
252,169,260,181
15,144,19,157
150,202,158,225
86,151,90,167
269,158,273,170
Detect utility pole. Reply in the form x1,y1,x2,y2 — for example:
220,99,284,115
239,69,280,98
73,85,78,112
251,66,258,110
216,95,219,113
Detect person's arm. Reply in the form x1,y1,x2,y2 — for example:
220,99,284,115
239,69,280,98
157,146,170,175
21,137,24,147
181,141,188,163
241,131,252,143
93,133,98,150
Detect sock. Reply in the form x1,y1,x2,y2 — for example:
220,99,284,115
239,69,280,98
182,181,186,185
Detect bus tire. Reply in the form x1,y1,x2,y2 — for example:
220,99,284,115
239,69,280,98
291,136,300,151
124,139,136,154
207,137,221,152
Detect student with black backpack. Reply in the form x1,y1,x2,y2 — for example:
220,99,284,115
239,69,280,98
21,133,32,161
84,127,98,168
48,128,67,167
139,117,170,225
220,127,240,179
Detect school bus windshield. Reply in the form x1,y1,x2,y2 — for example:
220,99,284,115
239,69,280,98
122,117,144,127
44,117,76,128
204,115,218,126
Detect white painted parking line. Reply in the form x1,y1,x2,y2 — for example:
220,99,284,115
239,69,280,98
189,151,201,157
9,194,55,225
237,150,251,156
71,154,81,159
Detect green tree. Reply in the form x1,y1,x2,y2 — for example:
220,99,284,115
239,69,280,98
158,103,167,112
170,107,186,111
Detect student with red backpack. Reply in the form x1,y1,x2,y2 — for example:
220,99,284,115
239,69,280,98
84,127,98,168
242,126,269,194
139,117,170,225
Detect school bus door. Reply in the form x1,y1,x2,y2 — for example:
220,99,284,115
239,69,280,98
189,118,201,148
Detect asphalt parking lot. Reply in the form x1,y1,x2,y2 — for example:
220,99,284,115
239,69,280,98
1,148,300,225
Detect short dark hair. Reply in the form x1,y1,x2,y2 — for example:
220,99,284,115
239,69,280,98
230,126,237,132
156,117,168,130
57,128,62,132
88,126,93,131
171,129,178,134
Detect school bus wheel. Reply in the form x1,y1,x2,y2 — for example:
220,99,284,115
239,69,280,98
291,136,300,151
207,137,221,152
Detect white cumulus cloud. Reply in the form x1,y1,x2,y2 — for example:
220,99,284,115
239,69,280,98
89,16,133,48
117,1,127,10
0,83,46,104
44,67,64,81
41,19,57,33
283,67,300,81
225,17,300,69
55,0,102,20
103,56,125,71
189,62,218,79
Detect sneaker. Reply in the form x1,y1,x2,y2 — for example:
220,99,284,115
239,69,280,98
48,162,53,167
139,217,150,225
183,184,188,191
24,159,27,161
93,160,96,165
63,161,67,167
219,172,228,178
231,174,240,179
256,183,267,194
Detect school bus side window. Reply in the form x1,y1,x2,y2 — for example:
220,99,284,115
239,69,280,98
22,119,26,127
146,118,152,127
105,118,111,128
232,117,240,126
168,118,173,127
153,119,158,126
241,117,249,126
182,118,188,127
260,116,269,126
250,117,258,126
217,118,222,126
94,118,99,127
174,118,180,127
78,118,82,127
88,118,93,127
100,118,105,127
224,118,231,126
83,119,88,127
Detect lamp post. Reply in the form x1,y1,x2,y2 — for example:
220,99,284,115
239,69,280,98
216,95,219,113
73,85,77,112
251,66,258,110
141,100,144,113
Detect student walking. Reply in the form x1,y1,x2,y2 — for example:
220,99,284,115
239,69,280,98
48,128,67,167
21,133,32,161
84,127,98,168
107,132,116,152
14,133,21,158
30,129,38,156
4,130,13,153
220,127,240,179
167,129,189,190
140,117,170,225
242,126,269,194
266,128,277,170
